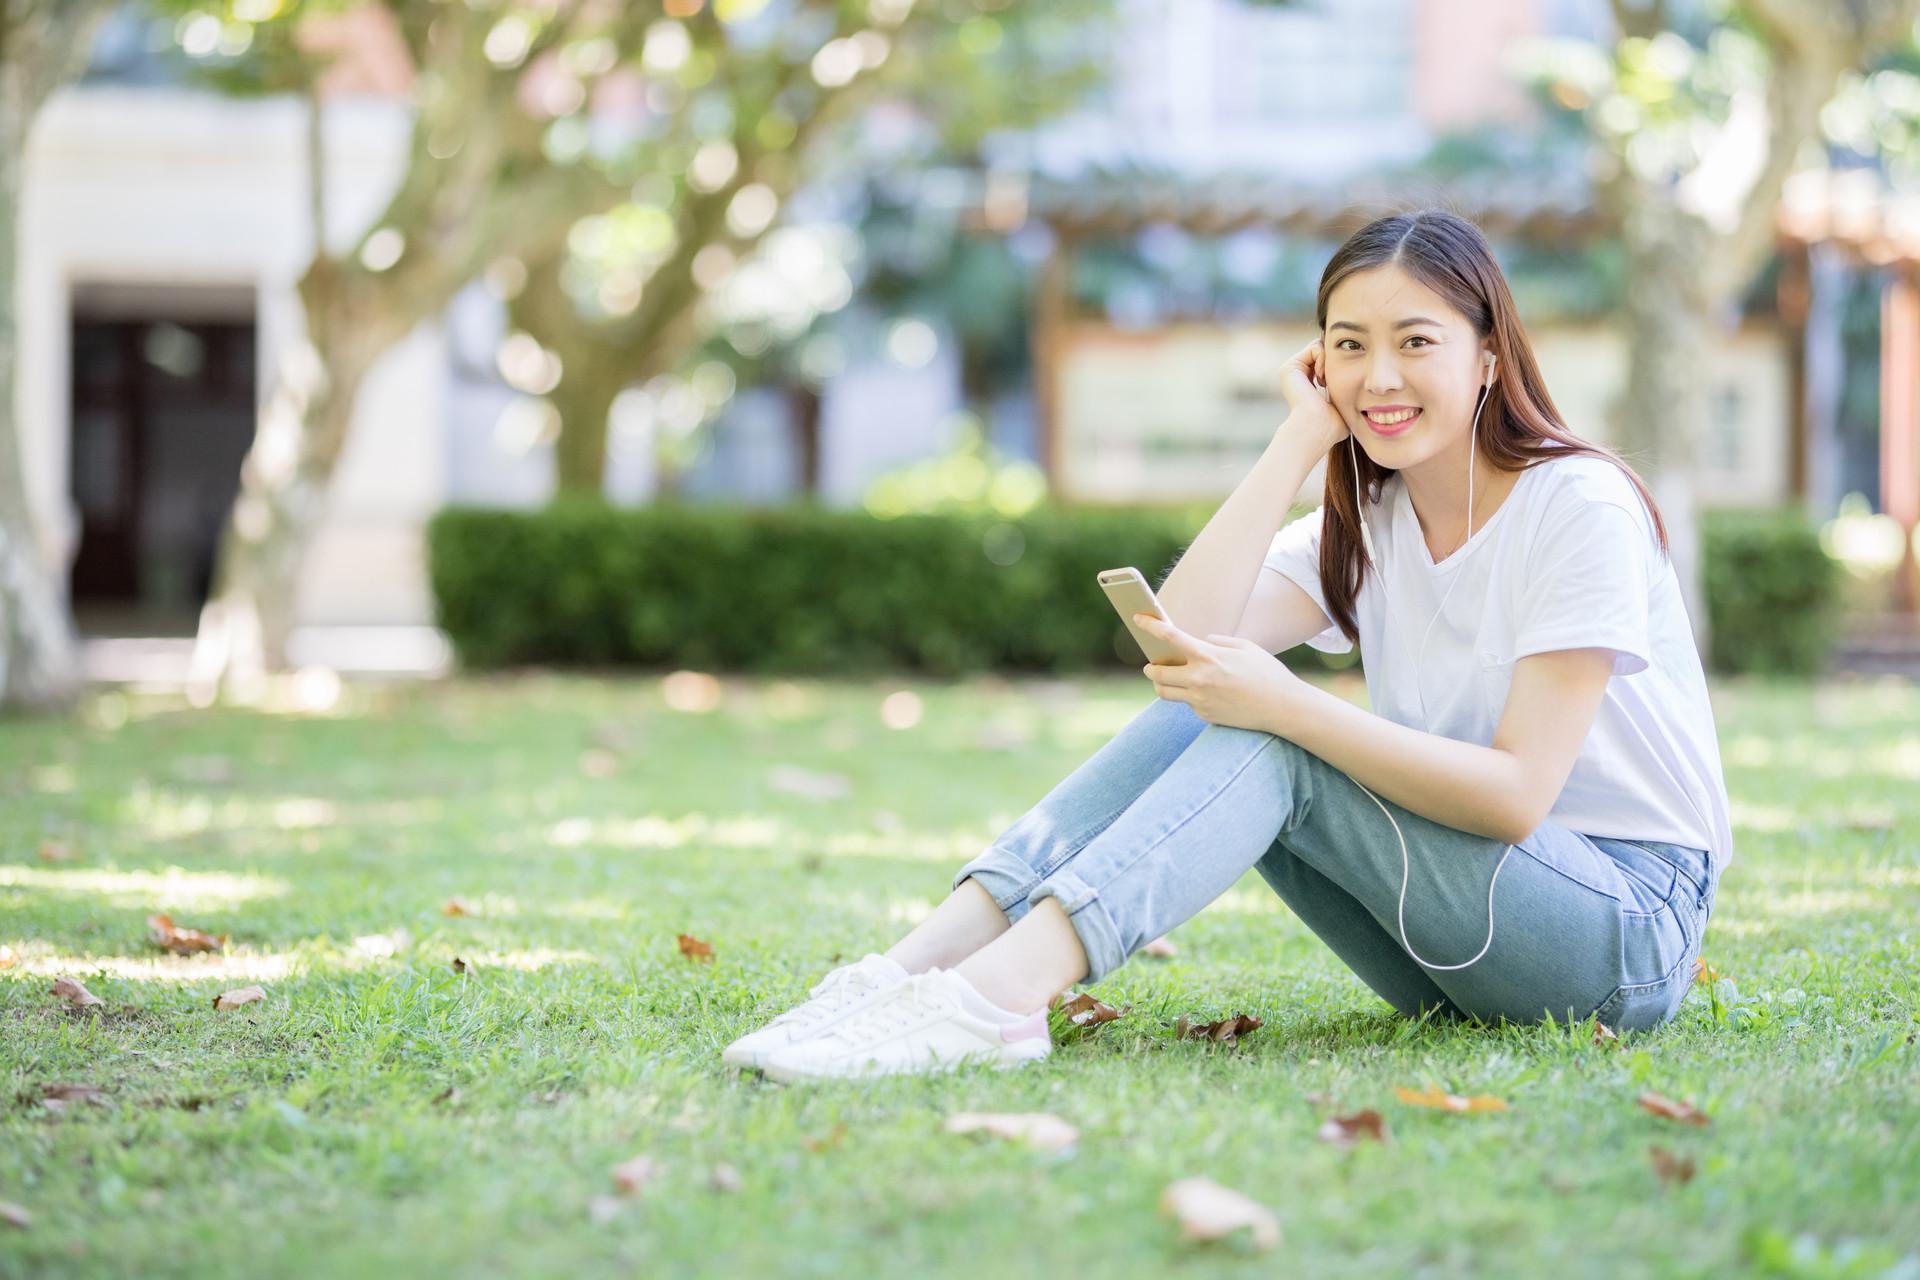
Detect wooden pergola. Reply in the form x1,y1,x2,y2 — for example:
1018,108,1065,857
1777,169,1920,612
965,167,1920,613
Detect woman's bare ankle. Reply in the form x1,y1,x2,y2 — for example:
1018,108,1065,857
884,877,1012,974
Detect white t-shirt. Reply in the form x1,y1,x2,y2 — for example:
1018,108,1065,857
1260,452,1735,873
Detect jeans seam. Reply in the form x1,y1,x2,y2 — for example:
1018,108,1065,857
1035,807,1130,882
1614,839,1711,906
1509,843,1633,903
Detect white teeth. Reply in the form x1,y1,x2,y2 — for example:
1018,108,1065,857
1368,408,1419,425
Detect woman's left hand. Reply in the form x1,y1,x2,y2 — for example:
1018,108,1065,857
1134,614,1309,734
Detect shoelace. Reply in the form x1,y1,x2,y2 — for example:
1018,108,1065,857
812,974,953,1050
769,962,881,1029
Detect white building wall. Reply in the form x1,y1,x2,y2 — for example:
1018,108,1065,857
19,84,445,627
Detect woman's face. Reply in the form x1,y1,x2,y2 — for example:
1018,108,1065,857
1322,264,1489,471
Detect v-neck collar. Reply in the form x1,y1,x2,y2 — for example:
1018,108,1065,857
1396,463,1537,571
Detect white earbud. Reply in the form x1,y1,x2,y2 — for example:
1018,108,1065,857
1345,344,1512,972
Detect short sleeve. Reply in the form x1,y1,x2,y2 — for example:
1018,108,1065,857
1260,506,1353,655
1514,496,1653,675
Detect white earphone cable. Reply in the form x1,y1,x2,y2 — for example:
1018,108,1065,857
1345,354,1510,971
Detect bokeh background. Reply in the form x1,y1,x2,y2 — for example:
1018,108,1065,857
3,0,1919,703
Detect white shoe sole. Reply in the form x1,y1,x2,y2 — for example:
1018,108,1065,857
721,975,910,1070
759,1036,1051,1084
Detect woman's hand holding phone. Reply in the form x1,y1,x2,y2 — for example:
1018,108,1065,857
1280,338,1349,452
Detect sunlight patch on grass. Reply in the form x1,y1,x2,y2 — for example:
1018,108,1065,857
3,944,299,983
883,896,935,926
1750,887,1889,918
545,813,786,851
528,897,633,922
0,864,290,909
457,947,598,971
816,828,993,863
1730,800,1800,833
30,763,76,793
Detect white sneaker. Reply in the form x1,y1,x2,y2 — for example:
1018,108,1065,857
721,952,911,1070
758,967,1052,1083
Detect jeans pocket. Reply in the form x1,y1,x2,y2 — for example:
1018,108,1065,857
1592,965,1689,1033
1592,881,1701,1033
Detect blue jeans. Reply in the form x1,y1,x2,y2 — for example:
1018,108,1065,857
952,697,1718,1033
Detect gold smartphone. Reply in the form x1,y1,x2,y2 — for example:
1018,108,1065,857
1098,567,1186,665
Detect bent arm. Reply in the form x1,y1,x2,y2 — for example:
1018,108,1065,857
1231,566,1342,655
1258,647,1617,844
1155,431,1334,642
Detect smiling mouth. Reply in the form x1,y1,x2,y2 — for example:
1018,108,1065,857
1362,407,1421,433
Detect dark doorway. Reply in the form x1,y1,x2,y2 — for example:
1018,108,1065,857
68,283,257,635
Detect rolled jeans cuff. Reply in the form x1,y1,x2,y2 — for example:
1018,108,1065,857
952,850,1129,985
951,845,1047,925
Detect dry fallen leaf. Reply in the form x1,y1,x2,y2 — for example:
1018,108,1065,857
803,1123,848,1153
1844,808,1896,833
1394,1085,1508,1113
767,764,851,801
451,957,469,975
1637,1091,1710,1126
212,985,266,1011
147,913,226,955
1142,937,1179,958
610,1154,661,1196
37,840,77,864
1159,1176,1281,1251
1594,1021,1620,1046
1649,1145,1696,1185
352,930,410,958
50,975,104,1008
0,1200,28,1230
1316,1109,1389,1148
944,1111,1080,1153
1056,993,1126,1027
709,1163,743,1193
0,944,16,970
40,1083,105,1105
1174,1013,1264,1044
677,933,714,962
442,897,474,917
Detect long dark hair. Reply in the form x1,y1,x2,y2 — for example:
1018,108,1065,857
1315,208,1669,645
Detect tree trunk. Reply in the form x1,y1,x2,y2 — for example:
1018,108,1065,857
789,381,822,496
1615,205,1715,653
190,259,406,691
550,370,620,498
0,1,118,713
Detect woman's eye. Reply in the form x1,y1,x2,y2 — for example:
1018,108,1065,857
1334,336,1429,351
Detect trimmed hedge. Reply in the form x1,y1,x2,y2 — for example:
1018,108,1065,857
1702,508,1840,676
427,500,1836,677
428,499,1271,675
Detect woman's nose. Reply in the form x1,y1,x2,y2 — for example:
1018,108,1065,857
1365,355,1403,393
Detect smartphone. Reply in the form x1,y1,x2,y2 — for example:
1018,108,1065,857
1097,567,1186,665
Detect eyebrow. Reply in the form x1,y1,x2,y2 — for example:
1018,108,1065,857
1327,317,1444,333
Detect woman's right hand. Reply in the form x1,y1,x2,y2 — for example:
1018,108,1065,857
1280,338,1349,450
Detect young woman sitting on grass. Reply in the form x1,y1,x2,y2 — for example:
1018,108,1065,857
724,208,1734,1084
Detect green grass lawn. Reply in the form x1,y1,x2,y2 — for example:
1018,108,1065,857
2,670,1917,1279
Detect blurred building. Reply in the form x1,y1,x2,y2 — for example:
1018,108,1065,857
11,0,1867,644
